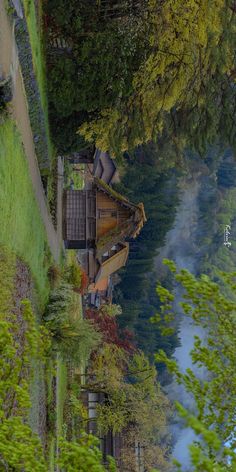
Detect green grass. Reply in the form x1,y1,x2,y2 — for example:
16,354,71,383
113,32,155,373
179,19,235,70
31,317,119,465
22,0,53,159
0,245,16,313
0,118,50,303
64,162,85,190
71,170,84,190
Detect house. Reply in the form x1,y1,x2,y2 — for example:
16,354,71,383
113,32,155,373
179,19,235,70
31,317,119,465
63,177,146,286
93,149,119,185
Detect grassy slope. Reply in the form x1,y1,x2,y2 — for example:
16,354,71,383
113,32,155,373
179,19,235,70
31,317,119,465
0,245,16,313
51,292,83,468
46,356,67,472
0,118,50,303
56,356,68,438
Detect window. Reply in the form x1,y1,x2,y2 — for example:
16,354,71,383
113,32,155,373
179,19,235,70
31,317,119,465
99,209,117,218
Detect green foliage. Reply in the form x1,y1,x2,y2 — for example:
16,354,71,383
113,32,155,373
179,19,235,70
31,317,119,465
78,0,236,156
48,56,79,117
0,417,46,472
0,299,50,470
48,111,89,154
44,283,101,363
64,260,82,289
69,393,87,421
0,247,107,470
87,344,171,469
44,282,76,322
100,303,122,317
154,263,236,470
58,433,116,471
46,0,236,157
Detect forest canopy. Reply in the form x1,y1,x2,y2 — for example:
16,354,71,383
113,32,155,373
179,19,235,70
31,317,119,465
46,0,236,156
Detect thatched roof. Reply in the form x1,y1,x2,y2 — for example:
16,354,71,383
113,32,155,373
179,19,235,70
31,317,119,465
95,178,146,256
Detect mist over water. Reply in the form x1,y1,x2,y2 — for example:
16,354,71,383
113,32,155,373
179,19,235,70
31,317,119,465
155,173,204,470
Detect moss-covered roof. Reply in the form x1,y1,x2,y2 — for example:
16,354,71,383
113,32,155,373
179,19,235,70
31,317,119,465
94,177,130,205
96,220,133,259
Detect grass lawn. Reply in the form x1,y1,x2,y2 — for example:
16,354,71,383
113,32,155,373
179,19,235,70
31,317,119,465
48,435,56,472
0,117,51,303
22,0,53,159
0,244,16,313
64,162,85,190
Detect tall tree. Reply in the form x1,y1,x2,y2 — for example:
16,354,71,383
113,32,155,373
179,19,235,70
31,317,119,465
79,0,236,156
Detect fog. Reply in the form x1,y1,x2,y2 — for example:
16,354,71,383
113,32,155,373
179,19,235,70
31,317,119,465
155,172,205,470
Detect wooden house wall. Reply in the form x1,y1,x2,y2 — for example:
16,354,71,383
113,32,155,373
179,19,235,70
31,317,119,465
97,191,131,238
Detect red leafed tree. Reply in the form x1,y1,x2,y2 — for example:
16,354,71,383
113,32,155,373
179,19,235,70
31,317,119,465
86,308,136,354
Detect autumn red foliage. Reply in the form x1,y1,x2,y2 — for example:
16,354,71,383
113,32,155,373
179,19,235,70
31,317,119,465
86,308,136,354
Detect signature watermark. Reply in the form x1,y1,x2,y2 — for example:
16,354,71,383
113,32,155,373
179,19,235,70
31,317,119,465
224,224,231,247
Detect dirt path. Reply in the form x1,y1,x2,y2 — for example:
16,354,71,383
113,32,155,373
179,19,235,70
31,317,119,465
0,3,62,262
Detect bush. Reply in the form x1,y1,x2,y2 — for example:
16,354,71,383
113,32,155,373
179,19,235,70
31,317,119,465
100,303,122,317
86,308,135,354
48,110,89,154
64,262,82,290
64,259,89,294
55,317,101,365
48,56,78,117
44,283,101,364
0,300,50,471
43,282,78,328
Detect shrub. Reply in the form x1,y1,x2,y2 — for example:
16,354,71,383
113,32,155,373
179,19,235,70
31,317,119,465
64,261,82,289
86,308,136,354
64,259,89,294
44,283,101,364
43,282,79,330
48,56,78,117
100,303,122,317
55,316,101,365
0,300,50,471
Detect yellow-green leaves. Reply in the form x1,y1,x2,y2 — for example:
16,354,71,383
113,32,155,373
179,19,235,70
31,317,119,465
154,263,236,470
78,0,236,156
